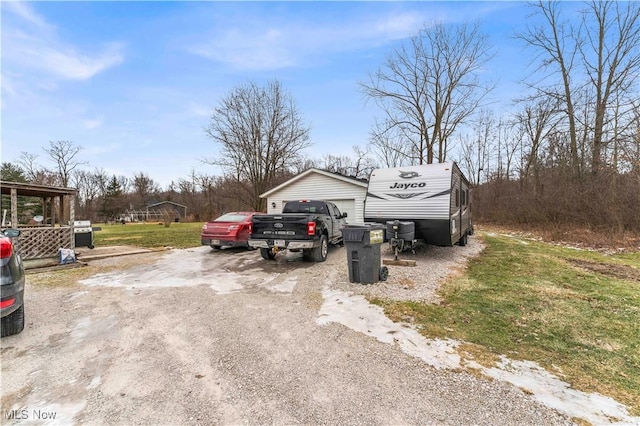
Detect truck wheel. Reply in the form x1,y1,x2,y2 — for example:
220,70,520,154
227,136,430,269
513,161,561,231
1,304,25,337
311,235,328,262
260,248,276,260
458,233,468,246
211,245,222,250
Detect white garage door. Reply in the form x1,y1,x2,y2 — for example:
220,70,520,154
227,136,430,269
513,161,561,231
327,199,356,223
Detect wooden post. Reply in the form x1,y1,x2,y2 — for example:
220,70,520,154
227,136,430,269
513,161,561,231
10,188,18,227
42,198,47,225
50,197,56,226
69,194,75,250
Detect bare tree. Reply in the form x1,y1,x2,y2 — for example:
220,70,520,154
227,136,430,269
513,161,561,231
517,0,640,174
18,152,56,184
132,172,159,208
205,80,311,211
117,176,131,195
514,96,561,184
43,140,86,187
360,21,494,165
368,120,414,167
497,118,522,181
458,110,495,185
320,146,377,180
73,169,109,220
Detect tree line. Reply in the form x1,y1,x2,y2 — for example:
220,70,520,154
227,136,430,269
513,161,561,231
2,1,639,233
0,139,376,223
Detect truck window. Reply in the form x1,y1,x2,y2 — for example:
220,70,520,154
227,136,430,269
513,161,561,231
282,201,327,214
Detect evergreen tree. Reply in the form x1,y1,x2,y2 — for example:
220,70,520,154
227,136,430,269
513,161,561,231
100,175,124,221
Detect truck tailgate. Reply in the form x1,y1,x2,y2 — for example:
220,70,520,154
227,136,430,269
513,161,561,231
251,214,315,240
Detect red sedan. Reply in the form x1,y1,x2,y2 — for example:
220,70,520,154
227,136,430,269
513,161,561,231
201,212,262,250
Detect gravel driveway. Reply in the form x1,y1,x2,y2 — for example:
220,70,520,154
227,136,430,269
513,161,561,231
1,238,575,425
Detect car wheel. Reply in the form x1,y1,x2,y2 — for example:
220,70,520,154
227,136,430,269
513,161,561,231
1,304,25,338
211,245,222,250
311,235,328,262
260,248,276,260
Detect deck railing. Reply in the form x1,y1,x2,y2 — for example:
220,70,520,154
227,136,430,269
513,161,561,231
15,227,73,260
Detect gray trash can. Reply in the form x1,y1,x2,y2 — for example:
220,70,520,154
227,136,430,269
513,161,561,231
340,223,389,284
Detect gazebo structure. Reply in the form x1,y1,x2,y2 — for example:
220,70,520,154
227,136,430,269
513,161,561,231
1,181,77,268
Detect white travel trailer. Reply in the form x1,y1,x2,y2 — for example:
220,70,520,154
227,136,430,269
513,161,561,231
364,162,473,247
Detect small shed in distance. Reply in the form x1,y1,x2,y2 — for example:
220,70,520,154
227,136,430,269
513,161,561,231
146,201,187,221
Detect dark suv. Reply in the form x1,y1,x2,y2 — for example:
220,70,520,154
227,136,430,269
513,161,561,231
1,229,25,337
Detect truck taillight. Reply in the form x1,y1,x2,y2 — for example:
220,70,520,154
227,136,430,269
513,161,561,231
249,222,253,234
307,221,316,236
0,238,13,259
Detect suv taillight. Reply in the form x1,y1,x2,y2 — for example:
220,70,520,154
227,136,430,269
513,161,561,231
0,238,13,259
307,221,316,236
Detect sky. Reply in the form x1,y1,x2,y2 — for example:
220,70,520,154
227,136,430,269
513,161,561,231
2,1,545,189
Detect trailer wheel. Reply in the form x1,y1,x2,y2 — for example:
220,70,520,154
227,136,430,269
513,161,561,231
260,248,276,260
458,233,468,246
379,266,389,281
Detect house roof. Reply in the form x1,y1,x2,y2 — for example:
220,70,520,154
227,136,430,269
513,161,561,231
0,180,77,198
147,200,187,209
260,168,368,198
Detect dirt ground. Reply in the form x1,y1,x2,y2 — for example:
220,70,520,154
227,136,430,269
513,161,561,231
1,242,577,425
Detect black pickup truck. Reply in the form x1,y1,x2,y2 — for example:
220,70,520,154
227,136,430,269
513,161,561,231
248,200,348,262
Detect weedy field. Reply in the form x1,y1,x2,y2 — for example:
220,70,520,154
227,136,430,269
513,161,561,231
93,221,205,249
373,231,640,416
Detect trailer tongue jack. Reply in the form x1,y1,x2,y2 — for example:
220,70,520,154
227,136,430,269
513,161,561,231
384,220,418,267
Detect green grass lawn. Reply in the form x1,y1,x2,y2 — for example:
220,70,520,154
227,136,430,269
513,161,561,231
93,222,204,249
373,230,640,415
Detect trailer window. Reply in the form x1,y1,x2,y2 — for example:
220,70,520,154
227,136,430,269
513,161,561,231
455,189,460,207
461,189,466,206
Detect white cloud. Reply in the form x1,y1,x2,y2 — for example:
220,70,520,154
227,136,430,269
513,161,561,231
83,117,104,130
2,1,53,32
373,13,426,40
188,103,211,118
186,10,427,71
2,2,124,81
84,143,122,156
37,42,124,80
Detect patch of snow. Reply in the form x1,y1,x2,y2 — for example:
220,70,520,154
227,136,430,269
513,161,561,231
318,287,640,425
